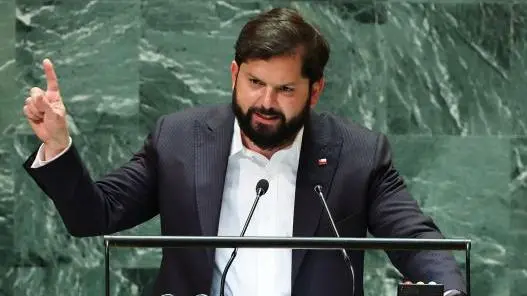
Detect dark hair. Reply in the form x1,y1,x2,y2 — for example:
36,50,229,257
234,7,330,84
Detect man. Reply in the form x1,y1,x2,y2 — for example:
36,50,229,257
22,7,466,296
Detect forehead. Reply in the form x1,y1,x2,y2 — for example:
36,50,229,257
240,54,307,84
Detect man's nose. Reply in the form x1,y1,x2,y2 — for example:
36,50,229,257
259,87,278,108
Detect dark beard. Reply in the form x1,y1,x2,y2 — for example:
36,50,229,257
231,87,311,150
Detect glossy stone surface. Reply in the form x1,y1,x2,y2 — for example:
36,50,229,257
1,0,525,295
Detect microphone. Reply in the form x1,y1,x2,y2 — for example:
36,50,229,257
314,185,356,296
219,179,269,296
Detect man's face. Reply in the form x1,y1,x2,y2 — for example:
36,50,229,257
230,51,324,150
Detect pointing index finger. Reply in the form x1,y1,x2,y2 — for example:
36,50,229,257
43,58,59,92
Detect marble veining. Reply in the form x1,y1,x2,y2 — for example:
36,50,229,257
0,0,525,295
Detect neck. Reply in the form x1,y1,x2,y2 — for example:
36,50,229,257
240,132,295,160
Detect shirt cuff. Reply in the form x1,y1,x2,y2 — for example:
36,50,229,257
444,289,463,296
30,137,73,168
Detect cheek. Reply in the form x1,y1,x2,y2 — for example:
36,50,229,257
237,84,262,106
284,93,309,114
276,102,299,121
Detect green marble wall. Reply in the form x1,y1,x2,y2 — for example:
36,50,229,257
0,0,525,295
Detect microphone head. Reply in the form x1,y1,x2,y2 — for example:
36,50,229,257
314,185,323,194
256,179,269,196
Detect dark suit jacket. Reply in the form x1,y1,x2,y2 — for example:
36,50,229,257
23,104,466,296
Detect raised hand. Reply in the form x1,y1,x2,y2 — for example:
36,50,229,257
23,58,70,160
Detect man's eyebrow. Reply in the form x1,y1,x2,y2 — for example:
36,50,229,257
247,73,297,87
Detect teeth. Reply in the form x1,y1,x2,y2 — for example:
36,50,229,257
258,114,275,119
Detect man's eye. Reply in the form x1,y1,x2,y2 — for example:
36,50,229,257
250,79,263,85
280,86,294,93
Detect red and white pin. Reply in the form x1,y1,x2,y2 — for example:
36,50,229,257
317,158,327,166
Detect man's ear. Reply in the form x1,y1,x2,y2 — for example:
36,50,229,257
230,60,239,90
309,77,325,107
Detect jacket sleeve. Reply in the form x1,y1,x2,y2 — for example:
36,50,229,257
22,116,165,237
366,133,467,294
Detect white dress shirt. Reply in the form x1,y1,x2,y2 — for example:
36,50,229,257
210,119,303,296
31,137,73,168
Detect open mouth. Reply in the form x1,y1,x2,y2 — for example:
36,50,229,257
254,112,280,122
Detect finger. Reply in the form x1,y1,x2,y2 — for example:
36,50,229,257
23,105,42,122
30,87,49,113
23,105,34,120
30,87,44,98
43,58,60,92
27,94,44,116
28,101,44,119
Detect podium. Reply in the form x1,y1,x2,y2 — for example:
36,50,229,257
103,236,471,296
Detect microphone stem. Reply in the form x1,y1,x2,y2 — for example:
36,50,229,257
219,190,264,296
240,190,263,236
318,189,341,238
315,185,356,296
318,188,352,263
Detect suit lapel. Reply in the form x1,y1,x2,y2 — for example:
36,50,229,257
291,113,343,286
194,105,234,263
